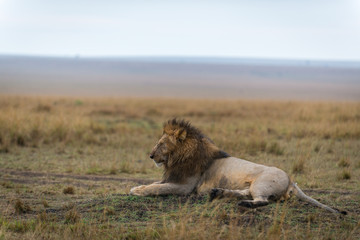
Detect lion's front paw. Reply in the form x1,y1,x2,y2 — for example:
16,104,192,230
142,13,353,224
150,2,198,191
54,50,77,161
129,185,147,196
209,188,225,202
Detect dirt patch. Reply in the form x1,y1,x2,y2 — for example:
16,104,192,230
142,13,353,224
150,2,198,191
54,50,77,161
0,168,154,185
1,177,97,188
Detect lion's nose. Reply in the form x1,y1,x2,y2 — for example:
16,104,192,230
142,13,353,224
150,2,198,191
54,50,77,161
149,154,154,159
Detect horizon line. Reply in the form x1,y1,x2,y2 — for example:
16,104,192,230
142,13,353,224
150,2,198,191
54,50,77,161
1,53,360,63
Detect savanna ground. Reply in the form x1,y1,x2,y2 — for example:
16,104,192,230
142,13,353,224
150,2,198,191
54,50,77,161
0,96,359,239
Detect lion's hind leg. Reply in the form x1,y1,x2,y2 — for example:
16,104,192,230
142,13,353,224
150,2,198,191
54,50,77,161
238,197,269,208
237,171,289,208
209,188,251,202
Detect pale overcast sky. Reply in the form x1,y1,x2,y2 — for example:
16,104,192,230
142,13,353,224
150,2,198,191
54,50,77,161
1,0,360,60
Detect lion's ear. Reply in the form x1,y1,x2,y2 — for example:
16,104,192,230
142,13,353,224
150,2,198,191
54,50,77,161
175,129,187,141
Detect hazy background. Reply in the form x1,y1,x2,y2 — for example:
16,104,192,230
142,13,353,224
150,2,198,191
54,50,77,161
1,0,360,100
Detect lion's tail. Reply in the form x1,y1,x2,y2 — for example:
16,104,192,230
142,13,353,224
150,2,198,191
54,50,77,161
291,183,347,215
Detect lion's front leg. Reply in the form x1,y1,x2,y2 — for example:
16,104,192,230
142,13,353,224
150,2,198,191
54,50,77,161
129,178,198,196
129,184,150,196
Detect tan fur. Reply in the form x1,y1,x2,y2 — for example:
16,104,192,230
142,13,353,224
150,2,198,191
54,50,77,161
130,119,345,214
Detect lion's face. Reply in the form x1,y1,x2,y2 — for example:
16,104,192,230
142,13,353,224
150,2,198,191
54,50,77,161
150,128,187,167
150,134,175,167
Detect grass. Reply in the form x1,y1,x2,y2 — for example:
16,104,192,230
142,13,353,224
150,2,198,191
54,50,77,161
13,199,32,214
292,158,306,174
337,157,351,168
337,170,352,180
63,186,75,195
0,96,359,239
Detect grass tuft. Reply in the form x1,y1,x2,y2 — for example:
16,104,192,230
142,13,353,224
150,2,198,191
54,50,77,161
37,211,48,222
337,170,351,180
119,161,134,174
103,206,115,216
42,199,49,208
109,165,117,175
63,186,75,195
0,181,14,189
313,144,321,153
267,142,284,155
65,209,80,224
13,199,31,214
6,220,35,233
292,159,305,174
337,157,350,168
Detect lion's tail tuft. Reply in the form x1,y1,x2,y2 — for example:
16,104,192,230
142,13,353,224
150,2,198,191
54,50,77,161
292,183,347,215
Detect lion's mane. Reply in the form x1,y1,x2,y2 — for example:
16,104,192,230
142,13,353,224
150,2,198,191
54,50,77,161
162,119,229,183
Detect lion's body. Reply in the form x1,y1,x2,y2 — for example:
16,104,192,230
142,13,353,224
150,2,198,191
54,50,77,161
196,157,290,197
130,119,345,214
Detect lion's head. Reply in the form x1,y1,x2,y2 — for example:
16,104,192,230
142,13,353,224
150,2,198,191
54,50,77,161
150,119,229,183
149,119,191,168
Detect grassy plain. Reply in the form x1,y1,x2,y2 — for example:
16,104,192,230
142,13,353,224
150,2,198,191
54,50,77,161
0,96,359,239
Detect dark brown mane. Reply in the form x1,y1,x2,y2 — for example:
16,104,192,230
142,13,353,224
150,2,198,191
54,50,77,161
162,118,230,183
163,118,204,139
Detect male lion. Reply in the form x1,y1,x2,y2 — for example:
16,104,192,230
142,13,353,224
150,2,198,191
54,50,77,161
130,119,346,214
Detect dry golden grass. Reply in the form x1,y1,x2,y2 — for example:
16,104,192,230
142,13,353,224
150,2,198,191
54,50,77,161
1,96,359,183
0,96,359,239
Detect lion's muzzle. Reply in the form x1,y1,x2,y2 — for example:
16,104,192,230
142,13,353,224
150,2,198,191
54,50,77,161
154,161,163,168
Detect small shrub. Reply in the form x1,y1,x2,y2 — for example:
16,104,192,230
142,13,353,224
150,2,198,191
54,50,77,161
63,186,75,195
